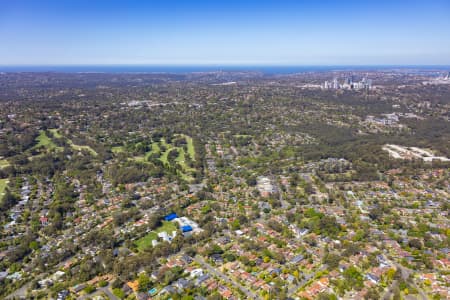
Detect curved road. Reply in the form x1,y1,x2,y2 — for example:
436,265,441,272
78,284,119,300
395,263,428,300
383,263,428,300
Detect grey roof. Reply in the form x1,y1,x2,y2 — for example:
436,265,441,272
195,274,210,285
290,255,304,264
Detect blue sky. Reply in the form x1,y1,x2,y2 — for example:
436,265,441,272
1,0,450,65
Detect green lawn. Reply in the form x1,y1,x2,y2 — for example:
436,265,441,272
135,221,178,251
49,128,62,138
131,135,196,182
157,138,172,165
234,134,252,137
160,136,197,181
112,146,125,154
142,142,161,161
175,148,186,164
160,147,172,165
181,134,196,161
150,142,161,154
131,155,146,163
130,141,161,162
160,138,169,148
0,159,10,169
34,130,62,151
0,178,9,198
177,170,194,182
35,130,54,148
176,148,196,171
36,129,97,156
67,139,98,156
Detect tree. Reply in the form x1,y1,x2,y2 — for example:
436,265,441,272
318,215,340,237
318,293,338,300
111,278,124,289
343,266,363,290
0,189,19,212
224,253,236,262
323,253,341,270
206,244,223,256
304,182,315,195
138,273,151,292
369,207,382,221
29,241,39,251
408,238,422,250
98,280,108,287
267,220,283,232
365,288,380,300
83,285,96,294
246,176,257,186
113,288,125,299
385,268,396,282
231,219,241,230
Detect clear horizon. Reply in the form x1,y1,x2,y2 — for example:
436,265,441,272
1,0,450,65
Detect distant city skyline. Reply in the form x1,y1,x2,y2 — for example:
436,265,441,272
1,0,450,65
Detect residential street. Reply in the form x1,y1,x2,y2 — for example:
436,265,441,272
78,284,119,300
395,263,428,300
194,255,261,300
287,264,327,296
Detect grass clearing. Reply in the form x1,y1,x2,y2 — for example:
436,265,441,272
37,129,97,156
68,139,98,156
181,134,196,161
177,170,194,182
49,128,62,138
142,142,161,161
132,155,146,163
34,130,62,151
160,135,197,181
0,159,10,169
131,135,197,182
35,130,55,148
151,142,160,154
130,141,161,162
0,178,9,197
175,148,196,172
234,134,252,138
160,148,172,165
135,221,178,251
175,148,186,164
112,146,125,154
160,138,169,148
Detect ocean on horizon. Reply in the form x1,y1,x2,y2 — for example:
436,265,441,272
0,65,448,74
